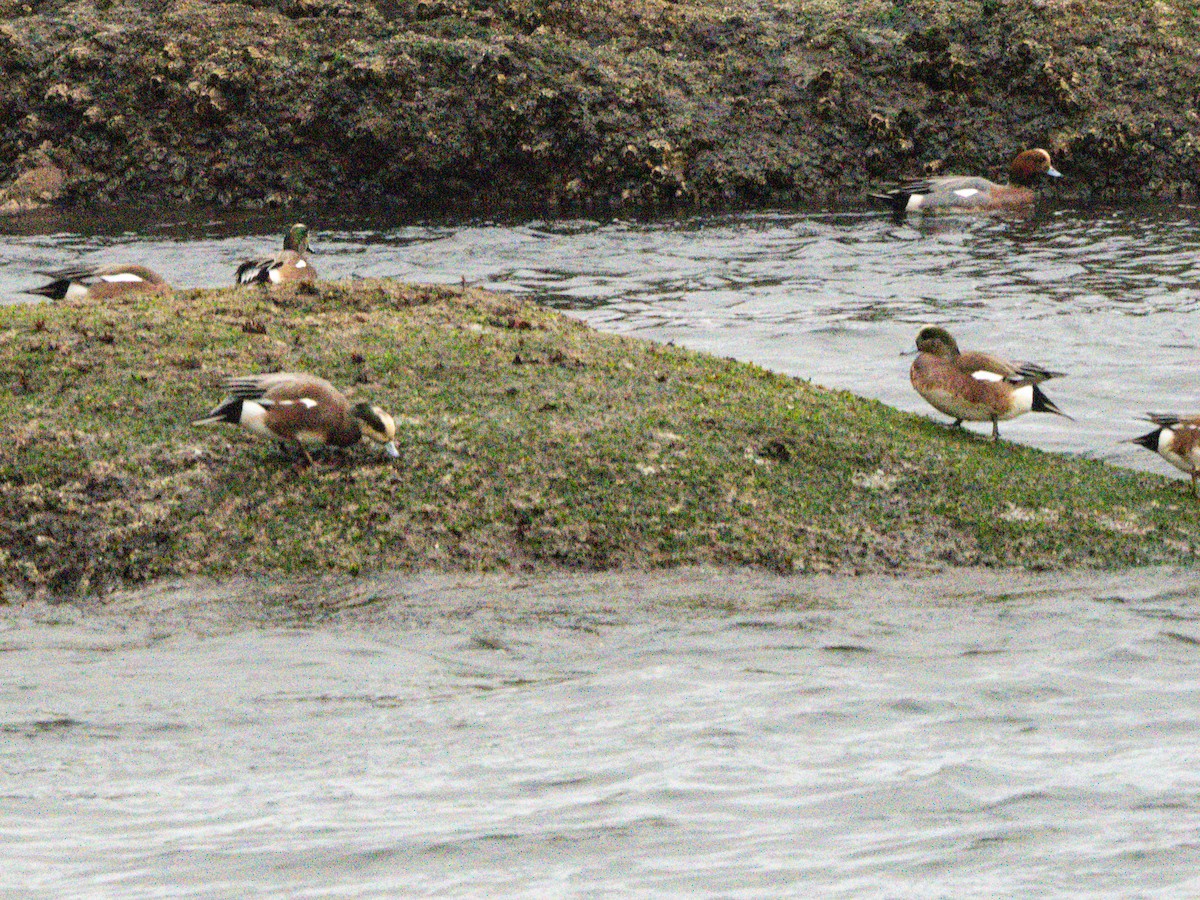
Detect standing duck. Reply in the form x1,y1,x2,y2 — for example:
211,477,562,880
909,325,1070,441
193,372,399,464
235,223,316,284
28,264,171,300
871,149,1062,214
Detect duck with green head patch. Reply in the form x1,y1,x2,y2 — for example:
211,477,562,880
193,372,399,465
909,325,1070,442
28,264,171,300
235,223,316,285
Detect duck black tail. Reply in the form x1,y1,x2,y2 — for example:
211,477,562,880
191,397,243,426
1129,428,1163,453
25,280,69,300
868,190,911,214
1031,384,1072,420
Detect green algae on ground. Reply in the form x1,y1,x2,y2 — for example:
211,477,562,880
0,279,1198,598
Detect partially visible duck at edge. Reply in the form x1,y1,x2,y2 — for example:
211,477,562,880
909,325,1071,442
1129,413,1200,498
27,264,171,300
871,149,1062,214
235,223,316,285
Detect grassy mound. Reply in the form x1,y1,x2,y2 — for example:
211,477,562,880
0,279,1197,598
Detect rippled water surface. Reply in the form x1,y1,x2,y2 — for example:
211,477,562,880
5,569,1200,897
2,203,1198,471
4,205,1200,895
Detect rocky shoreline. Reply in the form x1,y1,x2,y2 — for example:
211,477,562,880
1,0,1198,215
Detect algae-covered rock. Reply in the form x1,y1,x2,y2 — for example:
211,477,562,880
0,0,1199,213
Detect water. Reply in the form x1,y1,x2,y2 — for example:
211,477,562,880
4,568,1200,896
5,204,1200,895
2,203,1197,471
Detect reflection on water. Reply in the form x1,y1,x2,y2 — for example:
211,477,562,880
3,568,1200,895
2,202,1198,474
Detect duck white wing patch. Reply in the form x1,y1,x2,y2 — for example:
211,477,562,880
295,259,308,268
970,370,1003,382
954,188,981,198
99,272,146,283
275,398,320,408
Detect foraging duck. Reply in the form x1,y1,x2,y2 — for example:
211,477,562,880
1129,414,1200,497
28,264,171,300
193,372,399,464
871,149,1062,214
235,223,316,284
909,325,1070,441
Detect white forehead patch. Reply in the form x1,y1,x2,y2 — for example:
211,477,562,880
954,188,981,198
100,272,146,283
971,370,1003,382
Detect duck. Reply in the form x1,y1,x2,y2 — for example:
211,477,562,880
193,372,399,465
909,325,1070,441
1129,414,1200,497
27,264,171,300
235,223,316,284
871,149,1062,214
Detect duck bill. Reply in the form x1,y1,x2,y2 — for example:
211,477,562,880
1046,166,1062,178
383,441,401,459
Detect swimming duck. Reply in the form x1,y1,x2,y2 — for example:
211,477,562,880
28,264,171,300
235,223,316,284
1129,413,1200,497
193,372,399,465
909,325,1070,441
871,149,1062,214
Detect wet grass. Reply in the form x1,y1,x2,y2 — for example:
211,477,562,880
1,279,1198,599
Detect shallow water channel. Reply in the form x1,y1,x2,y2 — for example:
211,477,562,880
5,569,1200,896
3,204,1200,895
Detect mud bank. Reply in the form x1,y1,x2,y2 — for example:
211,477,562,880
1,280,1198,600
0,0,1198,214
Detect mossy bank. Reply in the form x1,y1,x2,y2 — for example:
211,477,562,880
1,0,1200,213
1,279,1199,600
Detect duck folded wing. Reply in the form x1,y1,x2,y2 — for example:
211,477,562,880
223,372,342,404
1008,361,1065,384
235,257,275,284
